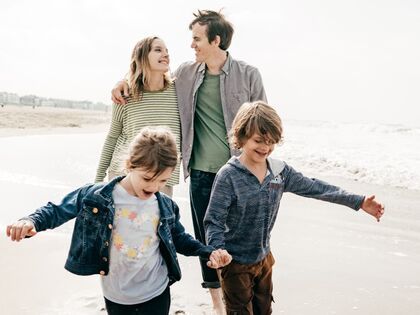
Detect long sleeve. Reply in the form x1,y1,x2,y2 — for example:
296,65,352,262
95,104,124,182
24,185,90,232
283,164,364,210
170,200,214,259
204,172,234,249
249,67,267,103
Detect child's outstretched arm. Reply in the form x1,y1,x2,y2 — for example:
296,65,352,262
360,195,385,222
207,249,232,269
6,219,37,241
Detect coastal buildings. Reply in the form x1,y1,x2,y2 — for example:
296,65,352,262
0,91,109,111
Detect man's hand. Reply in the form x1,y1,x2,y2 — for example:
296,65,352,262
361,195,385,222
6,220,37,241
111,80,129,105
207,249,232,269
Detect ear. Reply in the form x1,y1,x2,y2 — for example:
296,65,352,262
212,35,221,47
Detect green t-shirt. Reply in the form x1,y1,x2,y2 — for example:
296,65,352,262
190,72,231,173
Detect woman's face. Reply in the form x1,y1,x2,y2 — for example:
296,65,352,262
147,38,170,73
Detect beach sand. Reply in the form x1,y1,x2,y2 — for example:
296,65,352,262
1,106,419,314
0,105,111,137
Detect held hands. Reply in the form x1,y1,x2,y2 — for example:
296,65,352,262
207,249,232,269
6,220,37,241
361,195,385,222
111,80,129,105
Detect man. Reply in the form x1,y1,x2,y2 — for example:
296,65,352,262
112,10,267,314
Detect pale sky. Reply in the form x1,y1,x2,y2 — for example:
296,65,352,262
1,0,419,126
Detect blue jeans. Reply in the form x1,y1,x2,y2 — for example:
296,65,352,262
189,169,220,289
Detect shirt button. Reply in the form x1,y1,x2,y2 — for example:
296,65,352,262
104,241,109,246
92,207,99,214
108,224,113,229
102,257,108,262
99,270,105,275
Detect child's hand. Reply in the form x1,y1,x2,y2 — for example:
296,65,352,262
6,220,37,241
207,249,232,269
361,195,385,222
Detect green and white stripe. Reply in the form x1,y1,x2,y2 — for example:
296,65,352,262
95,83,181,186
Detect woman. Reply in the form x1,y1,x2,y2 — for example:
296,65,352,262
95,36,180,197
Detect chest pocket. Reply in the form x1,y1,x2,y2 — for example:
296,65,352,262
269,176,284,208
228,91,249,108
79,204,108,243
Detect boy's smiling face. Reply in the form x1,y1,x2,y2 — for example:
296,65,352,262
240,133,276,166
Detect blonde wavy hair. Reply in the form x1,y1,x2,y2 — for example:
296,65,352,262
128,36,172,99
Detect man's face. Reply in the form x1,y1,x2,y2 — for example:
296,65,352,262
190,23,219,63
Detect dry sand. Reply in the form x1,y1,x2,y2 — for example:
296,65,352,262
0,105,110,137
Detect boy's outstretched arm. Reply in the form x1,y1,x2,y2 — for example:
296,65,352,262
361,195,385,222
6,220,37,242
207,249,232,269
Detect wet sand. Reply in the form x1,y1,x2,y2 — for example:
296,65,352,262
1,107,419,314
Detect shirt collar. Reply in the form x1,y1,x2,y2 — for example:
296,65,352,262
198,51,232,75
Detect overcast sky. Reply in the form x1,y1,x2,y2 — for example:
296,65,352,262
1,0,419,126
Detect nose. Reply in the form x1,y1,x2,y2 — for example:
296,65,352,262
152,182,160,192
190,41,195,49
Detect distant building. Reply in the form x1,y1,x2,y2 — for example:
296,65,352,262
0,90,110,111
20,95,42,106
0,91,20,104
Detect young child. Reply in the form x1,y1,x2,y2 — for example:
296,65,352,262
204,101,385,315
6,127,232,315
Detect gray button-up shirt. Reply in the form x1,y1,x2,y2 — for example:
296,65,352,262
174,53,267,179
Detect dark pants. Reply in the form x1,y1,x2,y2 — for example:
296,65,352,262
221,252,275,315
189,169,220,288
104,286,171,315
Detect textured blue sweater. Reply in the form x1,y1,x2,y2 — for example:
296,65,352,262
204,156,364,264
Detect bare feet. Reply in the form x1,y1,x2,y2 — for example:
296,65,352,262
209,288,226,315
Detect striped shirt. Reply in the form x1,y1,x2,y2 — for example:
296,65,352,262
95,83,181,186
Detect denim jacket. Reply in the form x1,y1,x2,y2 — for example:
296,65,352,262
24,176,214,285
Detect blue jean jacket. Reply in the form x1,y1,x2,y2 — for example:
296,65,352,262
24,176,214,285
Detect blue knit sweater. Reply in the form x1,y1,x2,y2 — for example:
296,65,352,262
204,156,364,264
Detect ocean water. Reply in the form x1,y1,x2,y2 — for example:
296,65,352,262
275,120,420,191
0,120,419,224
0,132,105,226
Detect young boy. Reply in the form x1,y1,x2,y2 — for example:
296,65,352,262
204,101,385,315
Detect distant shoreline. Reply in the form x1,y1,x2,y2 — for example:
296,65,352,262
0,105,110,137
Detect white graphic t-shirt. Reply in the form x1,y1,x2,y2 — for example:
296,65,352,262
101,184,169,304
